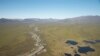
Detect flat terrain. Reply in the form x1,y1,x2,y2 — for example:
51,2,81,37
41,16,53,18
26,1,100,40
37,23,100,56
0,23,35,56
0,16,100,56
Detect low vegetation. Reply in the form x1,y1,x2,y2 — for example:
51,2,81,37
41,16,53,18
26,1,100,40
0,16,100,56
0,23,35,56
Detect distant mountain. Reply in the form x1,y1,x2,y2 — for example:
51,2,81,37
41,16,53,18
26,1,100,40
0,18,23,24
23,18,60,23
62,16,100,24
0,18,14,23
0,16,100,24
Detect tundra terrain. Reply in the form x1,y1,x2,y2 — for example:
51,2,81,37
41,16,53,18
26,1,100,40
0,16,100,56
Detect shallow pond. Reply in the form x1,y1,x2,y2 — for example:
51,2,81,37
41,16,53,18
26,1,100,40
78,46,95,54
66,40,78,45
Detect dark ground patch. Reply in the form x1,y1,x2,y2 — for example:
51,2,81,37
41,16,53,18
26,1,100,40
64,53,72,56
95,40,100,43
83,40,100,44
74,54,80,56
83,40,96,44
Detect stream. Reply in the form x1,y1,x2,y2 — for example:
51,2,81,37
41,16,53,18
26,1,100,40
18,25,46,56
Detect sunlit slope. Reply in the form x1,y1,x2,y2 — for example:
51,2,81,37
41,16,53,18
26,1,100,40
0,23,35,56
38,22,100,56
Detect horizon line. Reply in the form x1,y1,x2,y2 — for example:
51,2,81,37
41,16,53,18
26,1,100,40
0,15,100,19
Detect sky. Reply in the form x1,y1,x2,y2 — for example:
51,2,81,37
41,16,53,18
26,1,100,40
0,0,100,19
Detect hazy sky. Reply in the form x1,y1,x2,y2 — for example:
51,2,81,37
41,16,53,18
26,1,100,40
0,0,100,19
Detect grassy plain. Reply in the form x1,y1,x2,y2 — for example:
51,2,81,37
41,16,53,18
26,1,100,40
0,23,35,56
37,23,100,56
0,21,100,56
